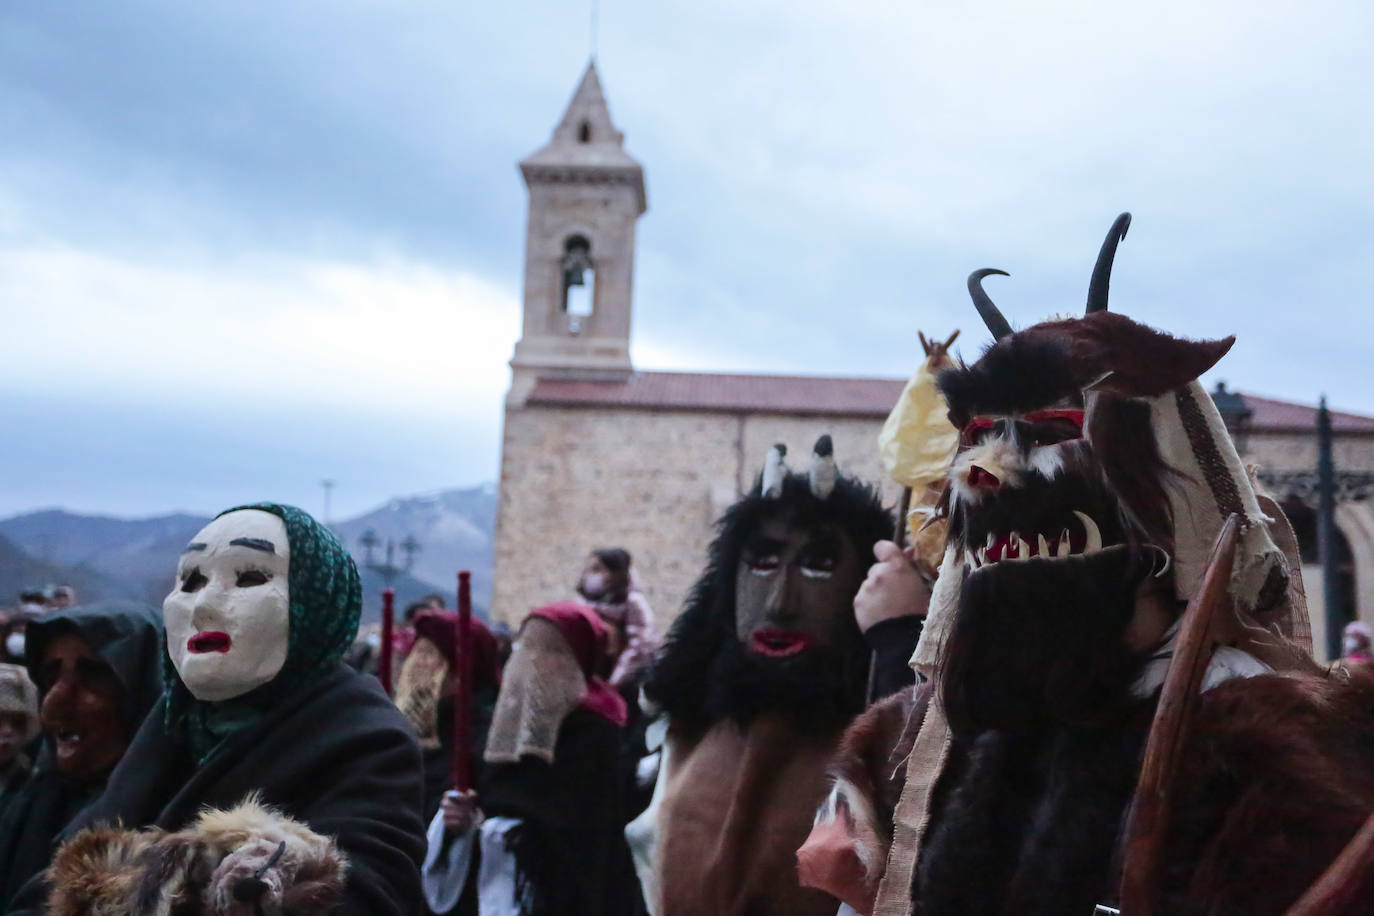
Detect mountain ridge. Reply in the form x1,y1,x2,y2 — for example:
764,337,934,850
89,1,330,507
0,485,496,623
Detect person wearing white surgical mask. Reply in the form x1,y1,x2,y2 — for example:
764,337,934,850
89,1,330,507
2,602,45,664
7,503,426,916
575,548,657,687
3,629,24,663
1342,621,1373,665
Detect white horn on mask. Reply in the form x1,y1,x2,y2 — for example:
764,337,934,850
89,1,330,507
809,435,837,499
762,444,788,499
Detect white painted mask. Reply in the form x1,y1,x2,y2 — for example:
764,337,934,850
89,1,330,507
164,510,291,702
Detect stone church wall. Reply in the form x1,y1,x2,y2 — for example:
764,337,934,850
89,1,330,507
490,404,900,627
1248,430,1374,472
492,402,1374,637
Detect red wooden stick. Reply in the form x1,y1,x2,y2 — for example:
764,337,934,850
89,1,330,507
379,587,395,697
453,571,474,791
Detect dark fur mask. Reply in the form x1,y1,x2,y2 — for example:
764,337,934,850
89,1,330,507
642,473,892,732
941,546,1149,734
938,313,1233,431
931,215,1230,730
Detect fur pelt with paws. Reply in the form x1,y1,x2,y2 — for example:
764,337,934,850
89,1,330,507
47,795,347,916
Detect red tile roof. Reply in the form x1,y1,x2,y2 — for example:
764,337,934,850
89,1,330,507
1240,393,1374,433
527,371,906,417
526,371,1374,432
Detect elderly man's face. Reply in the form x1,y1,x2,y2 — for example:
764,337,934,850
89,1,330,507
37,633,129,781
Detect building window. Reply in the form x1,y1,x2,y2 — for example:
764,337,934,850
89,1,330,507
561,235,595,332
578,121,591,143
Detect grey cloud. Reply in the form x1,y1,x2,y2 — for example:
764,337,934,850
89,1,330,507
2,0,1373,517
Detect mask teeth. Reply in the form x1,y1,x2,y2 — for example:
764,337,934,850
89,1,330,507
1038,533,1050,557
1008,531,1020,559
1014,536,1032,561
966,549,979,569
1073,510,1103,553
1059,529,1072,556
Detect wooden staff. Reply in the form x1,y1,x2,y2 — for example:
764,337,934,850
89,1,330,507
379,587,395,697
1118,514,1240,913
894,488,913,550
452,571,474,791
869,329,960,703
896,329,960,550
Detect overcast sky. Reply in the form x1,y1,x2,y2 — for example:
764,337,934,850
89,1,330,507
2,0,1371,519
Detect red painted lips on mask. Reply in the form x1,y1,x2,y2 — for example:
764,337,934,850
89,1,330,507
751,630,812,658
188,632,232,654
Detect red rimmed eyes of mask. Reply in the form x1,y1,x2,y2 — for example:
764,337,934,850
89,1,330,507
961,416,998,445
1023,409,1085,446
961,410,1085,447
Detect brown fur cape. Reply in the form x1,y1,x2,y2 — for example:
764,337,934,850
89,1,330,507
657,715,841,916
798,690,920,915
873,666,1374,914
48,796,347,916
1156,664,1374,913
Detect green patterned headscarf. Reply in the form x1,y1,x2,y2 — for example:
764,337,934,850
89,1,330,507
167,502,362,763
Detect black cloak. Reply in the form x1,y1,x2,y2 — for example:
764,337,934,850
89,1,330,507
479,708,639,916
0,600,164,909
9,663,424,915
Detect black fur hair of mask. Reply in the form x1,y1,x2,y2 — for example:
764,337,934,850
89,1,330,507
643,472,892,733
940,546,1150,735
938,335,1082,430
698,624,870,730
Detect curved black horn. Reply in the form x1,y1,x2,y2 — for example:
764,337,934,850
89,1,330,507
1086,212,1132,314
968,268,1013,340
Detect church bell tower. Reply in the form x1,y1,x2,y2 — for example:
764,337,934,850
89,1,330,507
509,62,647,402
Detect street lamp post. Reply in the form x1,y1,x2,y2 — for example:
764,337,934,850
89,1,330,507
1210,381,1253,455
359,528,421,585
1317,396,1341,661
321,479,336,526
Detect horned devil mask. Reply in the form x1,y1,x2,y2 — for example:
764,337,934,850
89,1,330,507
917,214,1293,733
644,436,892,730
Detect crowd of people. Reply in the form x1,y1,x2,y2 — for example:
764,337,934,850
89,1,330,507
3,214,1374,914
0,518,681,914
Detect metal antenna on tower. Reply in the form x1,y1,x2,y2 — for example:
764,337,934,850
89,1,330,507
321,479,336,525
590,0,599,60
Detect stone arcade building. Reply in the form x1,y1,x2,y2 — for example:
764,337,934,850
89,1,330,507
491,63,1374,659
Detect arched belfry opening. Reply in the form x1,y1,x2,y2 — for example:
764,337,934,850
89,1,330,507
561,235,595,332
578,121,592,143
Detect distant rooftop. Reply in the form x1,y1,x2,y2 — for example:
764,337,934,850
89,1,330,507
1237,392,1374,433
526,370,1374,432
528,371,904,417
